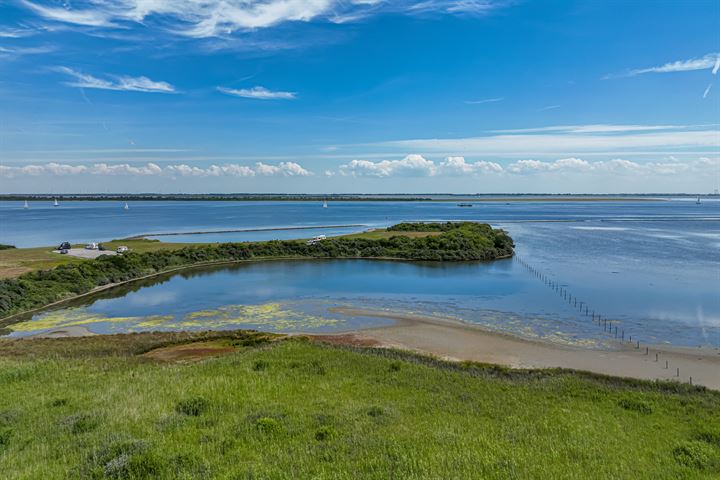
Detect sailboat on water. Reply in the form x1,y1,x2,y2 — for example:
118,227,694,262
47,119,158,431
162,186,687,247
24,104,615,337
53,198,59,207
123,202,129,211
696,196,701,205
323,199,328,208
23,200,28,209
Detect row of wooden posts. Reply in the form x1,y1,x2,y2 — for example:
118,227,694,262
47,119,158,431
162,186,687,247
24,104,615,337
514,255,692,385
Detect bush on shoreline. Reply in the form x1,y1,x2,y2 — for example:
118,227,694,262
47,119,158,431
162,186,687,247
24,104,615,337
0,222,513,319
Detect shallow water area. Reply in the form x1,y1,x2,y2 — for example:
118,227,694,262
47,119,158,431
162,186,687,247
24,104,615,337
2,199,718,349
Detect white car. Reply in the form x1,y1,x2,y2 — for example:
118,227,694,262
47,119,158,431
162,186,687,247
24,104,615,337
116,246,129,253
85,242,98,250
306,235,327,245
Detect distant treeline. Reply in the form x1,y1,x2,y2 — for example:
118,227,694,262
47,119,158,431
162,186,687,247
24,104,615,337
0,222,513,319
1,193,714,202
0,194,432,202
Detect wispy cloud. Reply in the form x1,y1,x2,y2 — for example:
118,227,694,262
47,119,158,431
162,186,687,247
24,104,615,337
537,104,560,112
0,26,37,38
608,52,720,78
20,1,504,38
491,124,685,134
703,84,712,99
374,124,720,156
0,44,55,60
0,161,312,178
55,67,176,93
22,1,115,27
408,0,498,15
217,86,296,100
465,97,504,105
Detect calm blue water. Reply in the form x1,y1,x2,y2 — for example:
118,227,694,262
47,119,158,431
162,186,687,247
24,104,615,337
2,199,718,348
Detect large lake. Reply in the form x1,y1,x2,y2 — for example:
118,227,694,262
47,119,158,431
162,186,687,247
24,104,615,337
1,199,718,348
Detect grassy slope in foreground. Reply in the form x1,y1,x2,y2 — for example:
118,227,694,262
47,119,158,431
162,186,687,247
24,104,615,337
0,333,718,479
0,222,513,320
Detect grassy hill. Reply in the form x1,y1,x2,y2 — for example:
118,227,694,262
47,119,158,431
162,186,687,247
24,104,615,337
0,332,718,479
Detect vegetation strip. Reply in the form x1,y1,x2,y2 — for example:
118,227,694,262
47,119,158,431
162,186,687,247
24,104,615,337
0,222,514,324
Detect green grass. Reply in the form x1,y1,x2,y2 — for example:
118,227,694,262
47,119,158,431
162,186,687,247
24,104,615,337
0,333,718,479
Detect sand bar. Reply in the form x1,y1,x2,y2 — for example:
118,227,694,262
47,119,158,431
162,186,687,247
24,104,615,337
317,308,720,390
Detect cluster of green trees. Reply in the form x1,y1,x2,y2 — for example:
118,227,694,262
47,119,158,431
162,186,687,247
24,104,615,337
0,222,513,319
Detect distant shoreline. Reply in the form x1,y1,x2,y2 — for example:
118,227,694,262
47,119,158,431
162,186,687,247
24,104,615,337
1,194,714,203
130,224,367,239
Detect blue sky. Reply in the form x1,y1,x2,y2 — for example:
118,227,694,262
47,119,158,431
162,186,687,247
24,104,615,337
1,0,718,193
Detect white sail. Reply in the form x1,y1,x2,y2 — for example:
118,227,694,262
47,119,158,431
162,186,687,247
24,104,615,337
124,202,129,210
53,198,59,207
323,200,328,208
23,200,28,209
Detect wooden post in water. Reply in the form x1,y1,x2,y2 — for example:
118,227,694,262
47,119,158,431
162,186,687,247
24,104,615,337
636,341,640,349
676,367,680,377
655,353,658,362
645,347,649,355
665,360,668,369
621,330,624,341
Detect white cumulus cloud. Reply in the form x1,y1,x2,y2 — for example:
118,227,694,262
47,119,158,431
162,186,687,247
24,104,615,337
439,156,503,175
339,154,437,177
0,161,312,178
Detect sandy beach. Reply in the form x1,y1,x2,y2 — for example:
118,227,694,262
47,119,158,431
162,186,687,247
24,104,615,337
315,308,720,390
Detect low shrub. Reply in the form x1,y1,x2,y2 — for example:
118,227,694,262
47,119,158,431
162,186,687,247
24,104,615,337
50,398,68,408
315,426,334,441
695,431,720,447
252,360,268,371
62,413,100,435
255,417,281,434
0,428,11,449
309,360,326,375
175,397,209,417
673,440,719,470
79,436,164,479
617,398,653,415
367,406,384,417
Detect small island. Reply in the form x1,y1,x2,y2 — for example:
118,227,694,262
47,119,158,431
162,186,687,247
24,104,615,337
0,222,513,321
